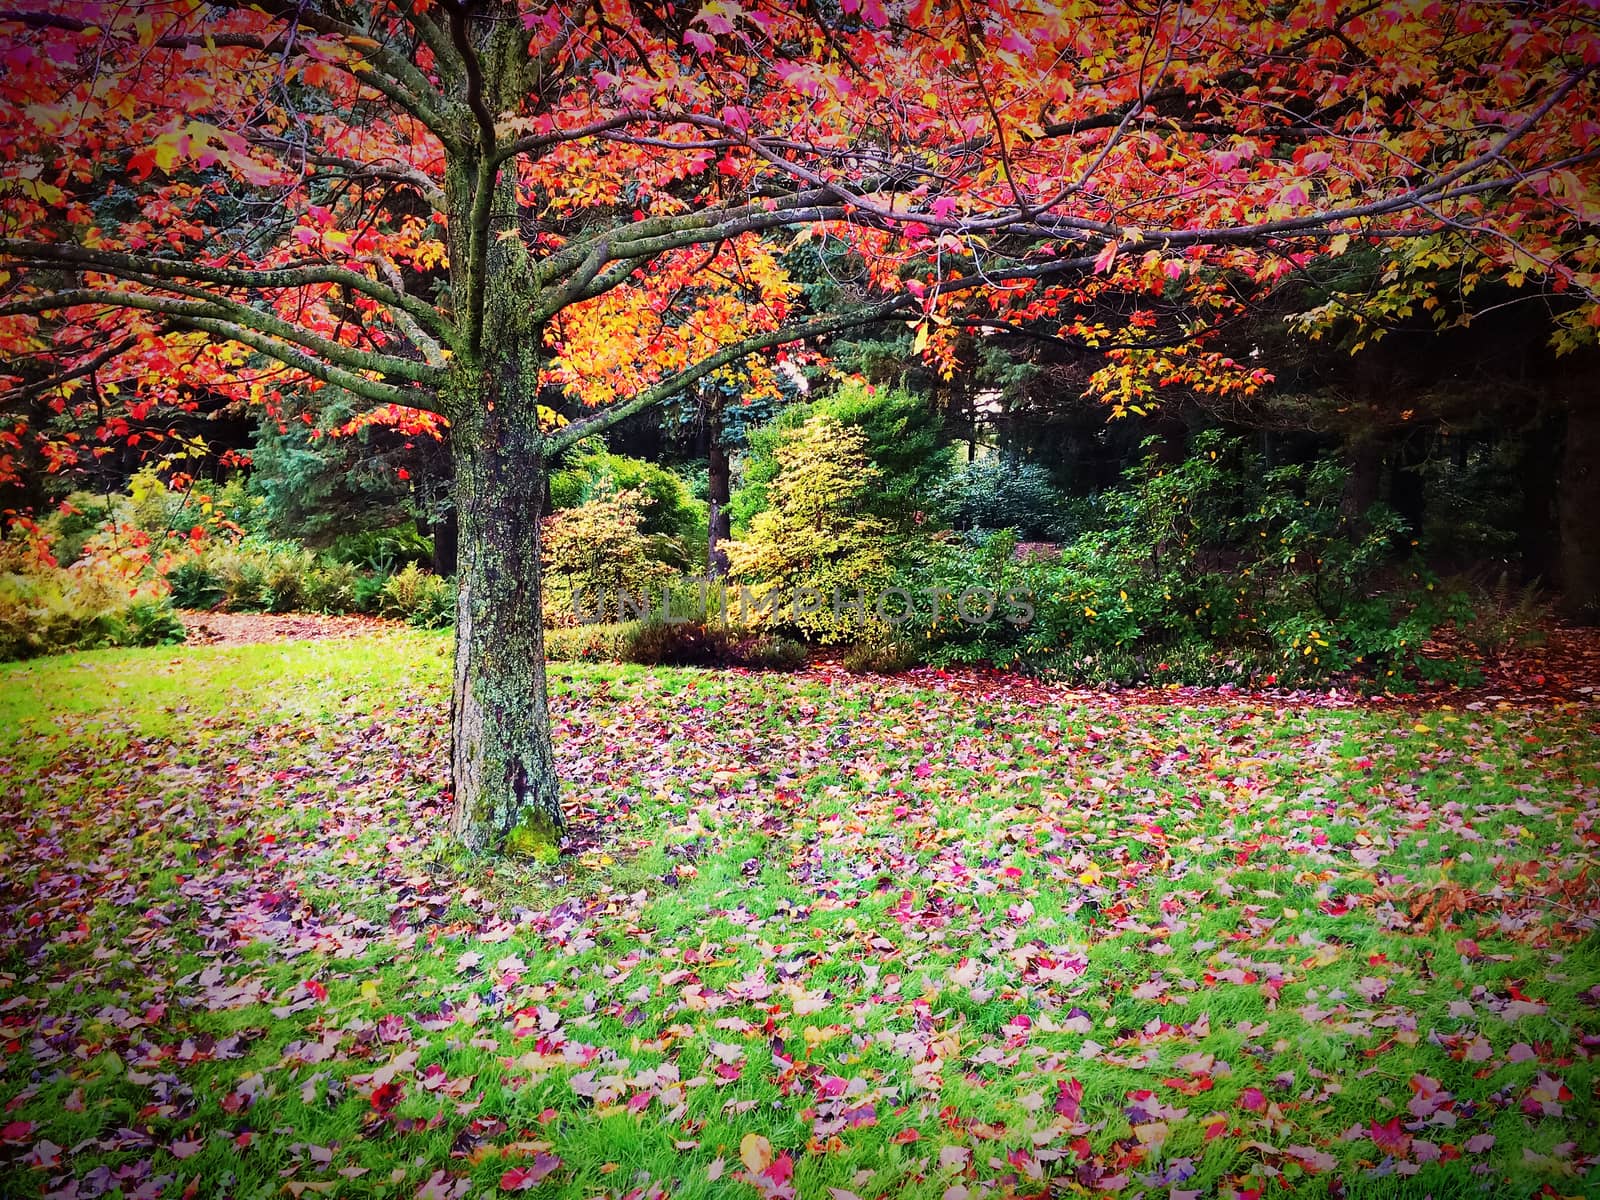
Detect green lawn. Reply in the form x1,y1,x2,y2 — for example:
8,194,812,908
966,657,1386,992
1,635,1597,1198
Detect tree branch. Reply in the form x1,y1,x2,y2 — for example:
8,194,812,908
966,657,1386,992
530,238,611,323
545,298,911,455
0,240,457,347
0,336,137,407
0,290,443,407
0,5,460,148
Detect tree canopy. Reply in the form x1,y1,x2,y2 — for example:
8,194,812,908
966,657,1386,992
2,0,1597,848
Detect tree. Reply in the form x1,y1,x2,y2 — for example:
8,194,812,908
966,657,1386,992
725,413,892,644
2,1,1596,850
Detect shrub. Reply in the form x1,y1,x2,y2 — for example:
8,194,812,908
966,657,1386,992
725,413,893,644
40,495,115,566
840,639,919,673
541,489,676,626
247,397,418,545
811,381,948,521
208,477,271,538
549,445,706,566
198,542,309,612
303,561,363,614
733,631,811,671
930,457,1065,540
0,567,185,661
116,599,188,648
329,525,433,573
899,433,1469,687
259,547,318,613
209,548,271,611
543,619,807,669
379,563,455,628
731,381,949,531
891,530,1036,667
544,621,643,662
352,569,391,614
1451,570,1551,656
166,555,223,609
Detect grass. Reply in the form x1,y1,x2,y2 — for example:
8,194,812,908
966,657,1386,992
1,634,1597,1198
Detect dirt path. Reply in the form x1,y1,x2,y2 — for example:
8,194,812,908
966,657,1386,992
178,609,406,646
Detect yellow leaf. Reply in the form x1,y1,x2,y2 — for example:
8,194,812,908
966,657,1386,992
740,1133,773,1173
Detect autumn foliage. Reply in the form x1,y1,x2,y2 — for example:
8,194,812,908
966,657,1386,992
1,0,1597,844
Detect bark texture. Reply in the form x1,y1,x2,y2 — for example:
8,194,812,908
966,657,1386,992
444,82,564,848
448,397,561,851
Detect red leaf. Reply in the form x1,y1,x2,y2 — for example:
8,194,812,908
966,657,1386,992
501,1154,562,1190
370,1081,404,1113
1054,1078,1083,1120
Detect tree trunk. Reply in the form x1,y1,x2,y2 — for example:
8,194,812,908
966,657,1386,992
1388,428,1428,549
707,434,731,578
1557,385,1600,622
1518,415,1561,583
435,3,565,853
431,499,459,578
1340,436,1384,523
448,399,563,851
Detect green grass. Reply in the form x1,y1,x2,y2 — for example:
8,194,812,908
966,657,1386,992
1,635,1598,1198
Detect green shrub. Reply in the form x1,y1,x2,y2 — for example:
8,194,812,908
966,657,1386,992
890,530,1036,667
210,548,271,611
352,569,391,614
811,381,948,521
379,563,455,628
259,547,317,613
329,525,433,572
541,489,676,626
166,556,223,609
840,639,919,673
930,457,1065,540
303,561,363,614
115,599,187,648
731,381,949,531
549,445,706,566
897,433,1469,688
726,413,894,644
544,621,643,662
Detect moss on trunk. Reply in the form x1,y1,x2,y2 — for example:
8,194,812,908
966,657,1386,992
448,396,562,852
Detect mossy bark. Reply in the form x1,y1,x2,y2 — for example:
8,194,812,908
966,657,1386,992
444,127,563,851
448,397,561,852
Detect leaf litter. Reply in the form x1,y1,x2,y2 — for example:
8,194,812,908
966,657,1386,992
1,637,1597,1198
